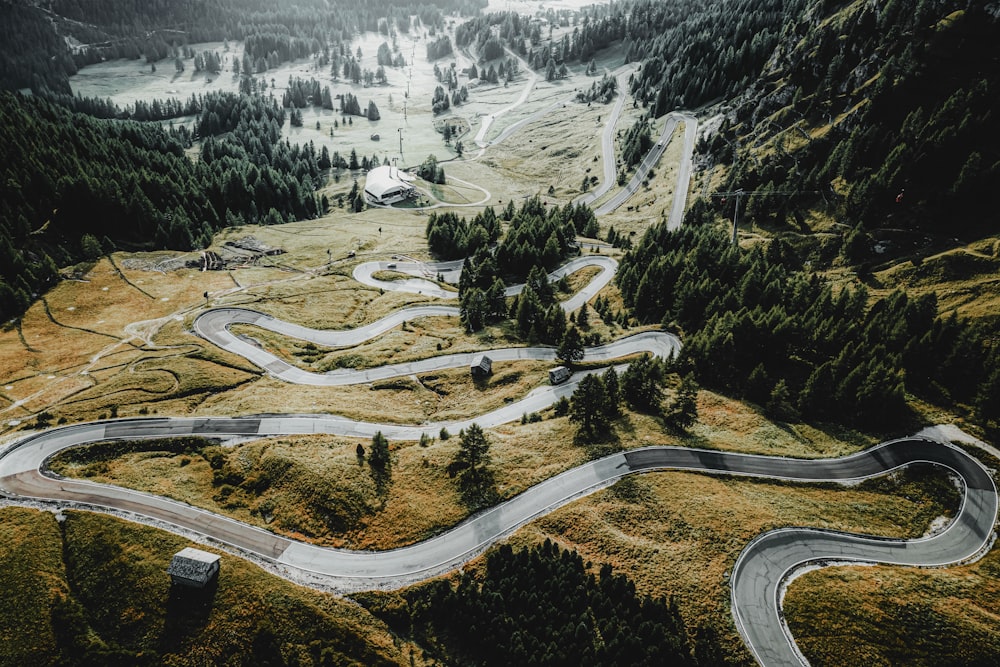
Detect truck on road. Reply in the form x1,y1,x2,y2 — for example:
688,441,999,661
549,366,571,385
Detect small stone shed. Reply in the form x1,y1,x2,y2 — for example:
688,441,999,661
167,547,221,588
470,354,493,378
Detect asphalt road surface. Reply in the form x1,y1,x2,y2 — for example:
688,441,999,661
574,67,635,207
350,254,617,311
0,426,993,667
6,78,992,667
628,439,997,665
594,111,698,218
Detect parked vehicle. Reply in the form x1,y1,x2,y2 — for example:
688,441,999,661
549,366,571,385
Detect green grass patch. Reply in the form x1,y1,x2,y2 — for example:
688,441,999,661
0,508,414,666
0,508,68,665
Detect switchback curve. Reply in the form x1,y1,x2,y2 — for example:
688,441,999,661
6,54,991,667
0,426,993,667
350,254,617,311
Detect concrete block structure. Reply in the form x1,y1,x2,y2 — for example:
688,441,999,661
167,547,221,588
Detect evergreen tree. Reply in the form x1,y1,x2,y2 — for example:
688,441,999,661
368,431,390,476
766,379,796,422
447,423,496,509
975,361,1000,434
80,233,103,260
557,326,585,365
570,373,610,441
666,373,699,430
622,354,664,413
603,366,622,417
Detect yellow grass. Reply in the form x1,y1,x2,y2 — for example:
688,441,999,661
484,101,608,201
0,507,68,665
0,257,236,426
44,358,965,666
598,120,689,237
785,541,1000,666
0,507,424,665
51,414,594,549
874,241,1000,326
505,463,958,664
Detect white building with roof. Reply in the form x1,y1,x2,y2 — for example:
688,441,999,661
364,165,416,205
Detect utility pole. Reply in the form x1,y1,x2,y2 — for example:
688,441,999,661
710,190,747,245
397,127,403,156
711,188,819,246
712,189,745,245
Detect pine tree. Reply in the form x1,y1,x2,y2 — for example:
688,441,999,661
80,233,103,260
447,424,495,508
766,379,796,422
622,354,664,413
603,366,621,417
368,431,390,476
975,361,1000,433
570,374,609,441
558,326,585,365
667,373,698,430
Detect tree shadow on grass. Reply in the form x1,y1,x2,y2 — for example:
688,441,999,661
457,468,501,513
370,467,393,507
159,576,219,654
573,425,623,460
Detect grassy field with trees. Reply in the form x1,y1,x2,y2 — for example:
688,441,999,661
2,0,999,664
0,507,415,666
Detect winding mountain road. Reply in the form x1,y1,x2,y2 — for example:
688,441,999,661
2,45,995,667
594,111,698,219
474,48,539,147
0,426,993,667
350,254,617,310
574,67,634,207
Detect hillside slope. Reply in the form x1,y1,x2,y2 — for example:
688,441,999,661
0,507,411,666
706,0,998,242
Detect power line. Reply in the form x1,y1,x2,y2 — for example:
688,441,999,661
710,189,821,245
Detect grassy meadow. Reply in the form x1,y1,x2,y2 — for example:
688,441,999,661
0,507,421,666
785,546,1000,666
46,386,974,664
0,14,996,667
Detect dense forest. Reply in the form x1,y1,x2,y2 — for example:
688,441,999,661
453,5,626,69
358,540,718,666
0,0,486,94
425,208,501,260
427,196,597,271
426,197,600,336
622,0,809,114
710,0,1000,238
617,219,999,433
449,0,807,115
0,91,325,320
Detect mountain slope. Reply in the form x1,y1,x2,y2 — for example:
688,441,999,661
708,0,999,241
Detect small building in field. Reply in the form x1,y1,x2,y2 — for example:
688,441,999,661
470,354,493,378
364,165,416,205
167,547,220,588
549,366,571,385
